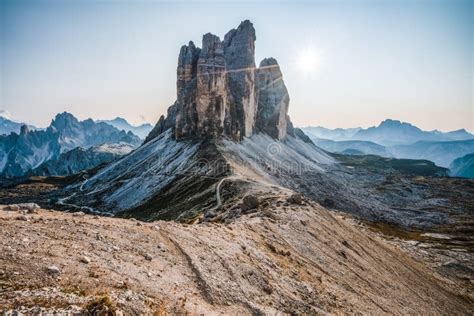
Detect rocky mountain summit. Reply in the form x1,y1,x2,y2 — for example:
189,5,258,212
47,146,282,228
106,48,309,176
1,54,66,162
59,21,333,220
57,21,472,232
146,20,293,142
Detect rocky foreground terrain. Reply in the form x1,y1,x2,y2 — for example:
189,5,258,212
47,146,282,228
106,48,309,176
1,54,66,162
1,195,473,314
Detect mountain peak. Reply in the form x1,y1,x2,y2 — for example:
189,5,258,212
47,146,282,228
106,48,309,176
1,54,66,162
19,125,29,135
111,117,128,124
259,57,278,67
146,20,293,142
448,128,469,134
378,119,402,127
51,112,79,129
377,119,422,132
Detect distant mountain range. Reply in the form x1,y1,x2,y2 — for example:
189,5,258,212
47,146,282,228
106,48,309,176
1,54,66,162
303,119,474,146
1,115,153,140
391,139,474,168
0,116,36,135
97,117,153,139
313,139,391,157
302,119,474,176
302,126,362,141
0,112,141,178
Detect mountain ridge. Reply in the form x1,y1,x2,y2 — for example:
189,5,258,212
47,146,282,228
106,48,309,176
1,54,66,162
0,116,37,136
0,112,141,178
302,119,474,146
97,117,153,139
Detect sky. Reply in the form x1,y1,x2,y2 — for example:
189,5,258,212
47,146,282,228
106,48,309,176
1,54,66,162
0,0,472,131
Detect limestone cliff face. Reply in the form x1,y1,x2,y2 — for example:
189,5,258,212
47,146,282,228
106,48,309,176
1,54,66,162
223,20,257,139
194,33,227,138
255,58,290,139
146,20,293,143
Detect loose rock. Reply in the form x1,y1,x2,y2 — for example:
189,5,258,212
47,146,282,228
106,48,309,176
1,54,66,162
242,195,259,211
16,215,29,221
81,256,91,264
47,265,60,274
287,194,303,205
18,203,41,213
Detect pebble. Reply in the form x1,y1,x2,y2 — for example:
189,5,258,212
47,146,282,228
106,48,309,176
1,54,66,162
16,215,29,221
80,256,91,264
72,212,85,217
47,265,60,274
144,253,153,261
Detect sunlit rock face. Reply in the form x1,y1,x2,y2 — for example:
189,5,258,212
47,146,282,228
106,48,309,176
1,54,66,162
194,33,227,138
255,58,290,139
146,20,293,142
223,20,257,139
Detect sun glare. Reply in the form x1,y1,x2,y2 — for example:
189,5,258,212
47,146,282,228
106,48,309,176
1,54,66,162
295,47,321,75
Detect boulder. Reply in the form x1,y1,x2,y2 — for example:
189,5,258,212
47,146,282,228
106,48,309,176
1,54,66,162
287,194,303,205
242,194,259,211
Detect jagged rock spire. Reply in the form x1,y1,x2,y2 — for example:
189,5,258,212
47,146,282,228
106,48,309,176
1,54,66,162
223,20,258,139
145,20,293,143
256,58,291,139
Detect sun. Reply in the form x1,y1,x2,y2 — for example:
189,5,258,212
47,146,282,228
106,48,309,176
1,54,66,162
294,46,321,75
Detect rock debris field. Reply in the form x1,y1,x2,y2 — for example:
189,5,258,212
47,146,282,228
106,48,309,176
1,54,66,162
0,197,472,315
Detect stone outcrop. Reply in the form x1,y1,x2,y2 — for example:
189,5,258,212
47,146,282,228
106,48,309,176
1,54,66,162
144,102,178,143
223,20,257,139
146,20,294,143
255,58,290,139
193,33,227,138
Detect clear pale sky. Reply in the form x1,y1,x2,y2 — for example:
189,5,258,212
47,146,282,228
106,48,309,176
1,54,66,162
1,0,472,131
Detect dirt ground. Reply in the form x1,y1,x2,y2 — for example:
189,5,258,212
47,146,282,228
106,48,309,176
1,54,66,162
0,194,472,315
